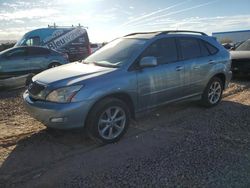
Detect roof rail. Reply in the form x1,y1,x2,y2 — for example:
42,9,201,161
124,30,208,38
124,31,161,37
158,30,208,36
48,23,88,29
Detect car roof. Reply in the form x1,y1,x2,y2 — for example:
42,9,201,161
13,46,57,52
1,46,60,54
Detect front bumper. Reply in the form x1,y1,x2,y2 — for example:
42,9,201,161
23,91,93,129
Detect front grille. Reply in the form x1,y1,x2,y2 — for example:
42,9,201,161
28,81,46,97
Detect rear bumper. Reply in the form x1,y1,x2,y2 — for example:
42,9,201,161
23,90,93,129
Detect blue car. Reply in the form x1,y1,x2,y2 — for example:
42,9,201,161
0,46,68,87
24,30,232,144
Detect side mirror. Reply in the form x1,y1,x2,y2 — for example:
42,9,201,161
139,56,158,68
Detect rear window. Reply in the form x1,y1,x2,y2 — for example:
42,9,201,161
236,40,250,51
90,44,98,48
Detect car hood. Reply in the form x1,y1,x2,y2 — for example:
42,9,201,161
33,62,116,85
230,51,250,60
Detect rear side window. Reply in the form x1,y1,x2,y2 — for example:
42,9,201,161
143,38,178,64
179,38,201,60
28,47,50,56
205,42,218,55
199,40,210,56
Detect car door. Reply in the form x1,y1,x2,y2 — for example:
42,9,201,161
0,48,29,79
27,47,51,72
136,38,185,111
177,37,212,96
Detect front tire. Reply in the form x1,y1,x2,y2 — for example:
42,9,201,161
86,98,130,144
201,77,223,107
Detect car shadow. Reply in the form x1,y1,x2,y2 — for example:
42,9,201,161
0,99,250,187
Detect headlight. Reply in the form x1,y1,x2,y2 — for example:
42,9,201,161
46,85,83,103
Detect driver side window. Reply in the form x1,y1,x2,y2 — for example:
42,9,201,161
26,36,40,46
142,38,178,65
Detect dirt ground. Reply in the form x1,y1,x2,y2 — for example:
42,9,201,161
0,77,250,187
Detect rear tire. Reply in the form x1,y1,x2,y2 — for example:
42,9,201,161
86,98,130,144
201,77,223,107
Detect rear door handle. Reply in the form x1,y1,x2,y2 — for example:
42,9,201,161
176,66,184,71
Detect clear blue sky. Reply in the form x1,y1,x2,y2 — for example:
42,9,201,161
0,0,250,42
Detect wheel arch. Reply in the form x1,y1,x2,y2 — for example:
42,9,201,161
212,73,226,90
85,92,136,127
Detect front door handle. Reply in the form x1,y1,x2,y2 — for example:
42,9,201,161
193,66,200,70
176,66,184,71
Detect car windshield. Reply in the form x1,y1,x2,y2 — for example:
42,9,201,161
236,40,250,51
84,38,147,67
15,36,26,46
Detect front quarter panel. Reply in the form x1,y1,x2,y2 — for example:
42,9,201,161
72,69,138,111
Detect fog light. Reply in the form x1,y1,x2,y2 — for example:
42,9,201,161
50,117,65,123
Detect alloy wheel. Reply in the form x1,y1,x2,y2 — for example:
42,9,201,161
98,106,126,140
208,81,222,104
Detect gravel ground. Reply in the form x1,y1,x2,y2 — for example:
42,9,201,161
0,77,250,187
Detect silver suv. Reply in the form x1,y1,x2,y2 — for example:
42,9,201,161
23,30,232,144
